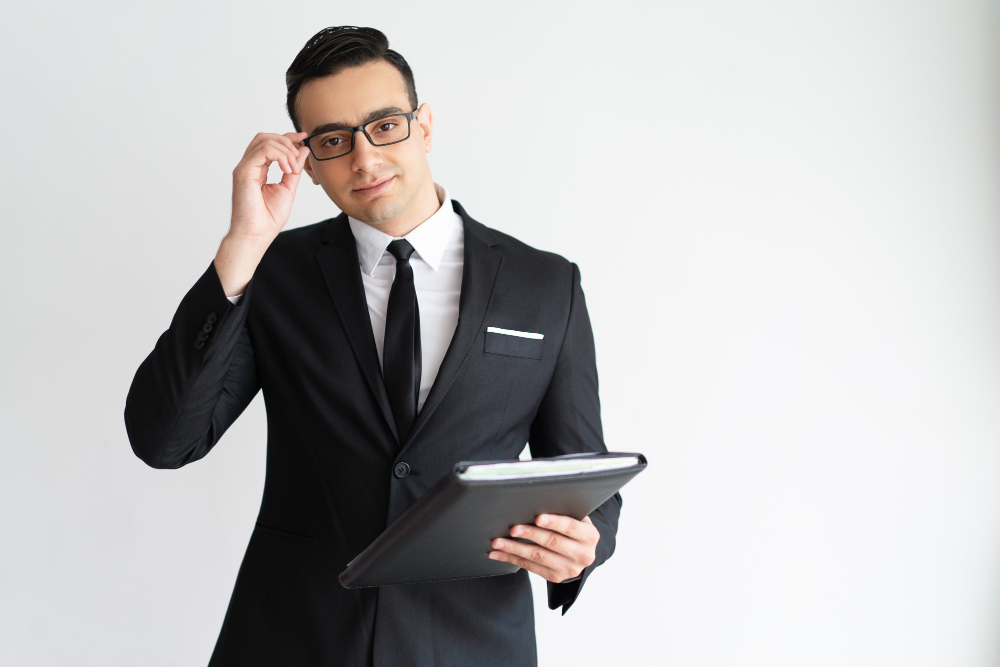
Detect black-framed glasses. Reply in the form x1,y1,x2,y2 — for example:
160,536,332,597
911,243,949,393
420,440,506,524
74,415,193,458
301,111,418,161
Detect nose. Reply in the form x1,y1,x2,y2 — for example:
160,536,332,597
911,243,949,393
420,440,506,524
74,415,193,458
350,130,382,173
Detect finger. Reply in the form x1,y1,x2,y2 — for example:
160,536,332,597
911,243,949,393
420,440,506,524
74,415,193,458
243,134,298,168
491,537,576,573
278,145,310,188
488,549,560,582
287,131,310,154
278,160,302,193
280,131,309,159
243,140,295,166
243,133,299,160
234,145,292,183
508,524,587,562
243,132,274,158
274,138,308,171
535,513,592,541
248,141,295,173
272,134,302,158
261,139,298,172
293,144,310,173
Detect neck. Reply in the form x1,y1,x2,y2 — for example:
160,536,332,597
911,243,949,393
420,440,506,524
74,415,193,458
366,180,442,238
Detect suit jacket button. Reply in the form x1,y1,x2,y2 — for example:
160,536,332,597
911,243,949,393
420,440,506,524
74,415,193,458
196,331,209,342
202,323,213,333
394,462,410,479
207,312,217,324
194,340,205,350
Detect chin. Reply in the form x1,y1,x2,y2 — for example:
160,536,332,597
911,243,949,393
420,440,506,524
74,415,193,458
348,193,404,225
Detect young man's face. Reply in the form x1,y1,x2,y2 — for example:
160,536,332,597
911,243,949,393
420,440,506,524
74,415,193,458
298,60,434,226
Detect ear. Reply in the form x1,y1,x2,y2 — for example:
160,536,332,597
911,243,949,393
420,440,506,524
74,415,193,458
416,102,433,153
302,153,320,185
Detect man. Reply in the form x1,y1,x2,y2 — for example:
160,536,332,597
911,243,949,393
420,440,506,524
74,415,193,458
125,26,622,666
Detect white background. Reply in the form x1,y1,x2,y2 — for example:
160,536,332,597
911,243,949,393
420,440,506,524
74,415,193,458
2,1,999,665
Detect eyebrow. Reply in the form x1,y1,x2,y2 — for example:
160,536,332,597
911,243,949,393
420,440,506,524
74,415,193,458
308,106,407,135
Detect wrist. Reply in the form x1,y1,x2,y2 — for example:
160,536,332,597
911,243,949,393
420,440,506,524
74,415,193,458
214,233,270,297
222,228,274,252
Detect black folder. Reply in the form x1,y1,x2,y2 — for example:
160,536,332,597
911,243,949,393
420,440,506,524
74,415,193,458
339,452,647,588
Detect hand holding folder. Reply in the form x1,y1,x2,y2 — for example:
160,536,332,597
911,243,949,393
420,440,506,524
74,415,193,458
339,452,646,588
487,511,600,584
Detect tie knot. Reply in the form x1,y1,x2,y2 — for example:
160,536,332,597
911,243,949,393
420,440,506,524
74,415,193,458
386,239,416,263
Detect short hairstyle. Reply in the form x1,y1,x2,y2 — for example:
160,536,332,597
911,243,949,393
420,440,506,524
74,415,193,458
285,26,418,132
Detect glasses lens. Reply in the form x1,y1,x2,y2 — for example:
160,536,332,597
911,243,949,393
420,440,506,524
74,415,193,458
366,115,411,146
309,130,354,159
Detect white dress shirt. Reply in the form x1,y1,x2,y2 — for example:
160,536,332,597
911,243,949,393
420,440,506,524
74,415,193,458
228,183,464,412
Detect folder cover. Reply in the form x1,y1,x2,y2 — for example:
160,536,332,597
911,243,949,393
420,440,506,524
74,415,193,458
339,452,647,588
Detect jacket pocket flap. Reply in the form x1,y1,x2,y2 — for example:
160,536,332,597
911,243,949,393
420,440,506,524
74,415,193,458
484,330,543,360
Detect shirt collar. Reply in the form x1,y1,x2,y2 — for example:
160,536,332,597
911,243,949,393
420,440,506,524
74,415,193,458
348,183,458,276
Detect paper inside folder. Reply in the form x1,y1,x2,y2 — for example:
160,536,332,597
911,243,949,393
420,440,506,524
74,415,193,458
458,455,641,481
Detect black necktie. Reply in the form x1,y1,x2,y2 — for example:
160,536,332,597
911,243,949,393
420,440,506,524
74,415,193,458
383,239,421,444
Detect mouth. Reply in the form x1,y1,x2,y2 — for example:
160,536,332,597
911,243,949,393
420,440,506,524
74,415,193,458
353,175,395,198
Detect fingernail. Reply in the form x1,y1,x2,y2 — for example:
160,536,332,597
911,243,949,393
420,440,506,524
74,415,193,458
511,526,521,536
488,552,500,560
537,515,548,526
494,539,504,548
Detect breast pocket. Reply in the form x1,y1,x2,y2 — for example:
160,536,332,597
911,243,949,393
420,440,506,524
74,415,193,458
484,327,544,360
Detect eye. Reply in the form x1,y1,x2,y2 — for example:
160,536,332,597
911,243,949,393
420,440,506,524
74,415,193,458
374,122,397,133
322,136,342,147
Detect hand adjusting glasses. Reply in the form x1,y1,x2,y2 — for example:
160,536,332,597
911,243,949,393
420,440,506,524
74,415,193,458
301,111,418,160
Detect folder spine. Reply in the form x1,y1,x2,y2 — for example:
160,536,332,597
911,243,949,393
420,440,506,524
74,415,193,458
340,471,465,586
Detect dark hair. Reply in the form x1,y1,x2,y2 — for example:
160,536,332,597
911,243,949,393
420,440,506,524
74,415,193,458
285,26,418,132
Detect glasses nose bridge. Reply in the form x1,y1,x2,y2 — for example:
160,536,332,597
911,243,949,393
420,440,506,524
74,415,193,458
347,124,382,164
352,123,378,149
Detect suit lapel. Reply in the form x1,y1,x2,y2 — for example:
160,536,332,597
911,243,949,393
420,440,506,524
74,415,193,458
406,201,503,445
316,214,399,444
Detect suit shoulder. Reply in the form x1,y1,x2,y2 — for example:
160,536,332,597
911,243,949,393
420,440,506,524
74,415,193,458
474,221,577,282
272,217,334,247
263,215,340,259
255,217,340,279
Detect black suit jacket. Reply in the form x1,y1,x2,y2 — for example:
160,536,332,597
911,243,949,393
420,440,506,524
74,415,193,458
125,201,622,667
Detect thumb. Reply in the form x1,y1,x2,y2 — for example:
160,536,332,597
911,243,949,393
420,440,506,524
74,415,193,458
280,148,311,195
279,165,302,195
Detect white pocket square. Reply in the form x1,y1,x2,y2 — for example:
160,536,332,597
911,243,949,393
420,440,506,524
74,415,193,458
486,327,544,340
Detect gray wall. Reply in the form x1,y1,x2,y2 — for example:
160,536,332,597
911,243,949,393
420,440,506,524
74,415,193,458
2,1,999,665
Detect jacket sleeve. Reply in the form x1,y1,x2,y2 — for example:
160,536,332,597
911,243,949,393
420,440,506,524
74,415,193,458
124,261,260,469
527,262,622,615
